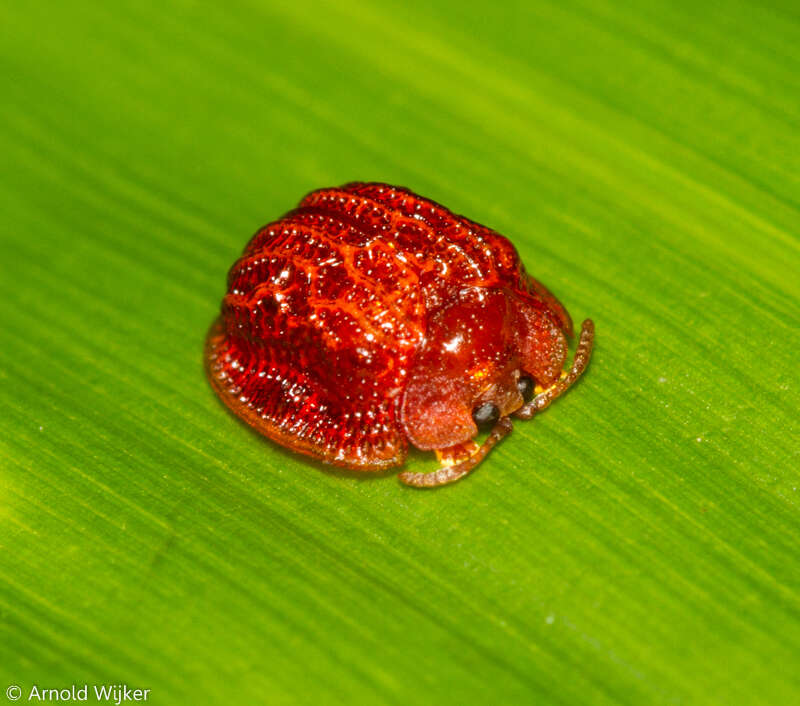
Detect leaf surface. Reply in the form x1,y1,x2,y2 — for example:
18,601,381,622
1,1,799,703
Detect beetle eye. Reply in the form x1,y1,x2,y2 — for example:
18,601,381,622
472,402,500,430
517,375,535,404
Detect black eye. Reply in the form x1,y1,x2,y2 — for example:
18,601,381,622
517,375,535,404
472,402,500,430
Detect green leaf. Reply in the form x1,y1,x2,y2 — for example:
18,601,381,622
1,0,798,703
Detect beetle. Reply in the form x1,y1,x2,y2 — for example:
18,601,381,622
205,182,594,487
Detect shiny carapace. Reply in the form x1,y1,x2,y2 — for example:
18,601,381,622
205,182,594,487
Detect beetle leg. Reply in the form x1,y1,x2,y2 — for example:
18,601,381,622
436,440,481,467
515,319,594,420
399,417,513,488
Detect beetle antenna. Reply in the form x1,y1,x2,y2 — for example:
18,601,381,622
398,417,513,488
515,318,594,420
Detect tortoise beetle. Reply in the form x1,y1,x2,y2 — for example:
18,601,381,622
205,182,594,487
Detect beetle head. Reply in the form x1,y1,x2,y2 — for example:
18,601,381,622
400,286,569,450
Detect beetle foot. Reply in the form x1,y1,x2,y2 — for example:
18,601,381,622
399,417,513,488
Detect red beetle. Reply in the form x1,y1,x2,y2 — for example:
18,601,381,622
205,183,594,487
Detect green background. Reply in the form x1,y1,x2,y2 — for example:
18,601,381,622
2,1,799,704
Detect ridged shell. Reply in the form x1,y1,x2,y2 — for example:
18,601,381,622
205,182,537,470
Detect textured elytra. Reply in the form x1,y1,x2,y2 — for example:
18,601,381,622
205,182,584,475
